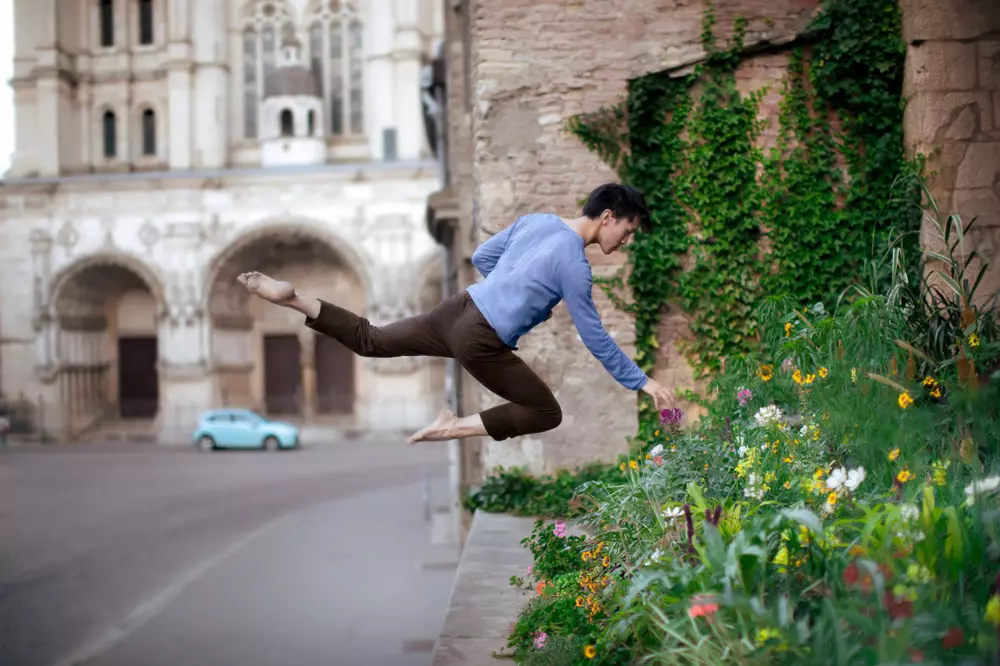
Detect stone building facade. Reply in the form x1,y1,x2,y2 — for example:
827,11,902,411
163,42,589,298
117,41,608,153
426,0,1000,495
0,0,448,442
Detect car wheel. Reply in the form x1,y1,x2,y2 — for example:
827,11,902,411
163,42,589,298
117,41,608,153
263,436,280,451
197,436,215,452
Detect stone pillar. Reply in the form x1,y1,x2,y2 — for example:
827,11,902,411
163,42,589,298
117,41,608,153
394,0,424,159
367,0,395,159
902,0,1000,304
299,331,317,419
191,0,229,169
166,0,193,170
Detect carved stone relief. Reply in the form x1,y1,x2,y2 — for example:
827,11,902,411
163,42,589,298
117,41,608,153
100,216,115,248
56,221,79,250
138,219,160,248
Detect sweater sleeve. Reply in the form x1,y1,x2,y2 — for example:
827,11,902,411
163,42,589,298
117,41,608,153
470,221,516,279
558,255,648,391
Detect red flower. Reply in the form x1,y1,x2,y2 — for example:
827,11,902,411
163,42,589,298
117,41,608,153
883,591,913,620
941,627,964,649
843,562,859,586
909,650,924,662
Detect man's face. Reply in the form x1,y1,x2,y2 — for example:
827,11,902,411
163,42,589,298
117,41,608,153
597,211,640,254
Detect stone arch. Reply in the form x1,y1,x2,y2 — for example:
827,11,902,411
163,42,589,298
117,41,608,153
414,248,445,313
204,220,371,420
47,252,166,434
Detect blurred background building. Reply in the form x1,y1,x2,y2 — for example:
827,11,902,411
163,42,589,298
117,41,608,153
0,0,448,443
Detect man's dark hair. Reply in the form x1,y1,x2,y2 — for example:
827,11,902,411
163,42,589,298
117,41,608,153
581,182,651,232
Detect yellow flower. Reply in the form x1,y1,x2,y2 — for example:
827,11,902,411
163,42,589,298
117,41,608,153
849,545,867,557
827,491,838,506
759,364,774,382
813,468,825,480
922,375,937,388
576,596,585,607
818,367,828,378
784,322,792,336
804,373,816,385
765,471,777,483
792,369,804,385
896,468,914,484
629,459,638,470
619,462,626,472
930,386,942,399
851,368,858,383
783,456,794,464
582,551,592,561
932,460,949,486
645,453,652,460
969,333,980,347
602,555,610,567
783,481,791,489
985,595,1000,627
888,448,901,462
584,645,596,659
654,429,660,436
898,391,914,409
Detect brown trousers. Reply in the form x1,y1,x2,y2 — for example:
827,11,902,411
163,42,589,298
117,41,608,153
304,291,562,441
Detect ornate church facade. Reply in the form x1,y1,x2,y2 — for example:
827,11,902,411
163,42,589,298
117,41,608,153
0,0,447,442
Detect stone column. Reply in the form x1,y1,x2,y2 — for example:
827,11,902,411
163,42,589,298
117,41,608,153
901,0,1000,305
191,0,229,169
166,0,193,170
393,0,424,160
299,331,317,419
367,0,395,159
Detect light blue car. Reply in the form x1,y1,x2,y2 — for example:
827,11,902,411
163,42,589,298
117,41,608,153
192,409,300,451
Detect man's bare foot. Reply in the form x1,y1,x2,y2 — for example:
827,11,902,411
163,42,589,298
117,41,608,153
237,271,296,305
408,409,459,443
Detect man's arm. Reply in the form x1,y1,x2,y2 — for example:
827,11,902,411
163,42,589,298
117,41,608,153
559,258,649,391
470,221,516,279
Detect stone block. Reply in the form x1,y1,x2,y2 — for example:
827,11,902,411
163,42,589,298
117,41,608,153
955,142,1000,189
952,188,1000,228
904,91,992,145
980,40,1000,90
906,41,978,93
902,0,1000,42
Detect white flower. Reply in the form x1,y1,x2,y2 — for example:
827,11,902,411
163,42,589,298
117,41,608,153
737,445,749,457
643,549,664,567
753,405,783,428
663,506,684,520
899,503,919,523
760,444,769,451
799,425,809,437
826,467,846,490
649,444,664,457
844,467,866,492
964,475,1000,505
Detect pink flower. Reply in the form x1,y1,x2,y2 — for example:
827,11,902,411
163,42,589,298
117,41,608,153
737,388,752,406
526,564,533,576
553,521,567,538
660,408,683,426
781,357,794,372
533,631,548,649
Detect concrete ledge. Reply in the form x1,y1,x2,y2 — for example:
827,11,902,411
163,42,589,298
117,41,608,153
431,511,536,665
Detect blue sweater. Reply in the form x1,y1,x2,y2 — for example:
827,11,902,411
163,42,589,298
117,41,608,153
466,213,648,391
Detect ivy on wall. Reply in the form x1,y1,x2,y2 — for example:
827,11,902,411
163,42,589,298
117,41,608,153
568,0,920,433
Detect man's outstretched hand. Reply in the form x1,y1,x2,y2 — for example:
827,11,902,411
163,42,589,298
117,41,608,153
641,377,677,413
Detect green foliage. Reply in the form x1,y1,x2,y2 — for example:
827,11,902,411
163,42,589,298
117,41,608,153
501,209,1000,664
566,0,920,388
463,462,622,519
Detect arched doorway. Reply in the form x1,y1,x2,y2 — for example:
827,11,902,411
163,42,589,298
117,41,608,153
207,227,367,420
51,257,162,434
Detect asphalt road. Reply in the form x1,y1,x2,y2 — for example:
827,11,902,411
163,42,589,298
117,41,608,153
0,438,460,666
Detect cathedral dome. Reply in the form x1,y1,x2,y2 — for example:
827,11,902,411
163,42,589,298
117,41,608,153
264,67,319,98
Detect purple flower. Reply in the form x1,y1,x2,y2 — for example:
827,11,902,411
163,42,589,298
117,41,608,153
534,631,548,649
553,520,567,538
737,388,752,406
660,408,683,426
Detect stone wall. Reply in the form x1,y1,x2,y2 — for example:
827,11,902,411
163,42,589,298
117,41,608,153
901,0,1000,306
461,0,820,475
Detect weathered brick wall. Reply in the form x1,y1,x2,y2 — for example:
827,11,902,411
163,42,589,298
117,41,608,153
464,0,819,474
901,0,1000,304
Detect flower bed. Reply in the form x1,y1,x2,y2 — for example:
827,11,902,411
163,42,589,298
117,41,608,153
487,213,1000,665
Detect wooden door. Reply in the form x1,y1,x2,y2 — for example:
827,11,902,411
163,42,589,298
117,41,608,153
118,337,158,418
263,335,302,415
314,334,354,414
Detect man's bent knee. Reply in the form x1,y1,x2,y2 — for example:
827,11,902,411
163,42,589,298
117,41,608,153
536,401,562,433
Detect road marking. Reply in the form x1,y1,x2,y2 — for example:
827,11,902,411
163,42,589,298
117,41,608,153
54,518,280,666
